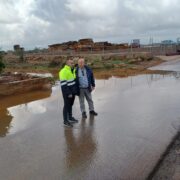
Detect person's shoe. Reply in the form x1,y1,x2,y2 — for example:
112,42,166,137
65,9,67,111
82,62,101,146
69,117,78,123
64,121,73,127
82,112,87,119
89,110,98,116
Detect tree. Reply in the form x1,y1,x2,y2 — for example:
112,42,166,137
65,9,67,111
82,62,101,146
0,51,5,74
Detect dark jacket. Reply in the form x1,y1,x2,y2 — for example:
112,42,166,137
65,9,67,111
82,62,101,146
76,65,95,93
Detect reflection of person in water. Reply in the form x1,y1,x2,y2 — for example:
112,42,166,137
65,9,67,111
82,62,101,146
0,109,13,137
64,115,97,169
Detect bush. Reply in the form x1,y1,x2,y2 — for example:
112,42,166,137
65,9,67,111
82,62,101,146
104,63,114,69
147,57,153,61
0,52,5,74
140,56,145,61
0,61,5,74
49,59,63,67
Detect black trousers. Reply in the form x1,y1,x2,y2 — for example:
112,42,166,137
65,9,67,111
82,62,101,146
62,94,75,123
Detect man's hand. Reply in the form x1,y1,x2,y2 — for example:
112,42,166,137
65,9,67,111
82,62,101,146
68,94,73,98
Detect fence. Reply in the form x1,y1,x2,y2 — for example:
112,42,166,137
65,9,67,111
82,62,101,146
24,44,178,57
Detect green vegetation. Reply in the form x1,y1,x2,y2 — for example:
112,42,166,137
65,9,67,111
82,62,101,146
0,51,5,74
103,63,114,69
47,76,56,85
48,59,64,67
111,60,124,64
4,53,158,73
0,61,5,74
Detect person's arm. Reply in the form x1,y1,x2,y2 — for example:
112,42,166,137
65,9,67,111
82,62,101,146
90,68,95,88
59,70,72,97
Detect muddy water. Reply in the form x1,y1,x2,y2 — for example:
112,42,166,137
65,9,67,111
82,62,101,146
0,68,180,179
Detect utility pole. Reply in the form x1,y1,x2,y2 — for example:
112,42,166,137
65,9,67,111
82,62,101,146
151,37,153,55
103,42,104,55
149,37,153,54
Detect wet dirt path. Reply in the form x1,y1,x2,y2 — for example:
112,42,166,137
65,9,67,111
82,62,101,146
0,62,180,179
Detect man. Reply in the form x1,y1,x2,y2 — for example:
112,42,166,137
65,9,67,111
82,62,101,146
59,58,78,127
76,58,98,118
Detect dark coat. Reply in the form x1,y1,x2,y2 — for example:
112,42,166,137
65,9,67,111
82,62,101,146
76,65,95,94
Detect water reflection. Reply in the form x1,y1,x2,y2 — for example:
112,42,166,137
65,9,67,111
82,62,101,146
96,73,174,91
172,71,180,79
0,69,178,138
94,69,171,80
0,109,12,137
0,68,180,179
0,90,52,137
64,115,97,169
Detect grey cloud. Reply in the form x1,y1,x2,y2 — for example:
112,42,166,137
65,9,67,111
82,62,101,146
32,0,67,23
0,0,21,24
0,0,180,50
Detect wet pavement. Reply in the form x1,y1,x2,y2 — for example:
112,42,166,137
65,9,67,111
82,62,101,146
150,58,180,72
1,61,180,179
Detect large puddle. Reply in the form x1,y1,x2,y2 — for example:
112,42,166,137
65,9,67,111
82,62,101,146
0,62,180,179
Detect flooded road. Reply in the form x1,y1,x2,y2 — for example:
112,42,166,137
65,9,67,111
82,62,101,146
1,62,180,179
150,58,180,72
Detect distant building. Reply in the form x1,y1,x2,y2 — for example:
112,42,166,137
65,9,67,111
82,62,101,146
94,41,113,50
77,38,94,51
13,44,20,51
161,40,175,45
20,47,24,52
117,43,129,49
177,37,180,45
48,41,78,51
48,43,66,52
13,44,24,52
131,39,140,48
133,39,140,44
93,42,107,51
48,38,130,52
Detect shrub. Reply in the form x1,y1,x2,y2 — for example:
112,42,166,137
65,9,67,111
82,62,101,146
49,59,63,67
0,52,5,74
0,61,5,74
140,56,145,61
147,57,153,61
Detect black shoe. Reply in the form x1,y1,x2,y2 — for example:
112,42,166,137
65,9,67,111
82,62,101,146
69,117,78,123
64,121,73,127
82,112,87,119
90,110,98,116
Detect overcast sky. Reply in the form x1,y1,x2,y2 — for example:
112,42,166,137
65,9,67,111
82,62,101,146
0,0,180,50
